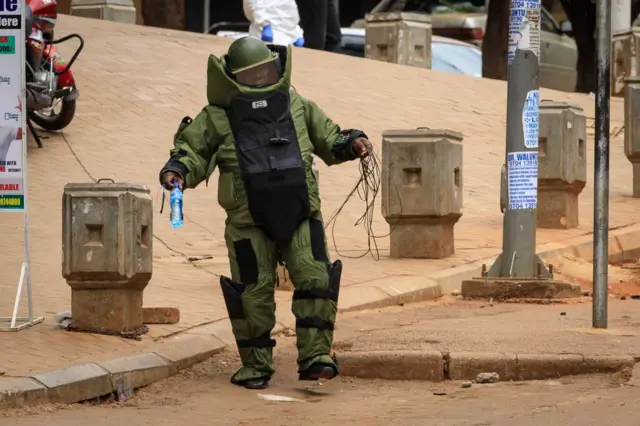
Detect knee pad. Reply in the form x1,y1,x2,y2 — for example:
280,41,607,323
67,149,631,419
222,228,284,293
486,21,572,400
220,276,246,319
291,260,342,304
327,260,342,302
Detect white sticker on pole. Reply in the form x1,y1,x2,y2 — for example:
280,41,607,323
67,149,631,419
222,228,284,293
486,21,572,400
507,151,538,210
522,90,539,148
507,0,541,65
0,0,25,212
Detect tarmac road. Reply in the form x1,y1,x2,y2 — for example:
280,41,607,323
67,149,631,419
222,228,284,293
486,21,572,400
1,336,639,426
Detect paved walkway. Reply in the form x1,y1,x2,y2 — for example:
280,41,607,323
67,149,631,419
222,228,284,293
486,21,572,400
0,16,638,375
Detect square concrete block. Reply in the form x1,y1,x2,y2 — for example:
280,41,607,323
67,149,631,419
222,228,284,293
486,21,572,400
143,307,180,324
381,129,464,259
62,182,153,333
0,377,49,409
29,363,113,404
612,28,640,97
97,353,170,391
70,0,136,24
624,77,640,197
537,101,587,230
365,11,432,68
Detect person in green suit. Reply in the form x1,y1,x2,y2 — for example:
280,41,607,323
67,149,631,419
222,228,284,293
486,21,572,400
159,36,371,390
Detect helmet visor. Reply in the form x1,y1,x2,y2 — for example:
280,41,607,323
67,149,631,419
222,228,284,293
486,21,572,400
233,61,280,87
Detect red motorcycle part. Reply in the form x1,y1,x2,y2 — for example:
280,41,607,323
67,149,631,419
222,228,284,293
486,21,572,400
43,44,75,88
26,0,57,32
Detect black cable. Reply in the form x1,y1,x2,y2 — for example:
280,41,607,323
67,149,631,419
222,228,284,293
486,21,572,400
324,147,402,261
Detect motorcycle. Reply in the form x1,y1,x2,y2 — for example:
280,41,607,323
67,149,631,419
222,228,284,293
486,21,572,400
24,0,84,148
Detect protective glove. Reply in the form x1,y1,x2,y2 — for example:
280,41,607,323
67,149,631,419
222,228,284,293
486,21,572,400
261,25,274,42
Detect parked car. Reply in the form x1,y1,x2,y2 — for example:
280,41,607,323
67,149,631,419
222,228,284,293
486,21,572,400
352,0,578,92
217,28,483,78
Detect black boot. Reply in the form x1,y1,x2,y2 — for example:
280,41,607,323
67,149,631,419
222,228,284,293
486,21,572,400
232,377,270,390
298,363,338,381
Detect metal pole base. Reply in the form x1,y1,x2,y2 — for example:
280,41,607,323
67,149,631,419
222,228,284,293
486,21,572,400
460,278,582,300
484,253,553,279
459,254,582,300
0,316,44,332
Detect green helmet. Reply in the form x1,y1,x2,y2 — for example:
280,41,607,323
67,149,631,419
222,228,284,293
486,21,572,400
226,36,277,74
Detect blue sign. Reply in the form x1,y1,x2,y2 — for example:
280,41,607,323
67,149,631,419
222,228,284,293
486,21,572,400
522,90,539,148
507,151,538,210
507,0,541,65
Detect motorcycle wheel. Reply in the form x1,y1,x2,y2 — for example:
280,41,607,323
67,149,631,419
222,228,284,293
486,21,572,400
29,91,77,132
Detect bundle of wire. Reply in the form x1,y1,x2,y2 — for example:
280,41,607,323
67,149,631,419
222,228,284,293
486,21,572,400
324,147,400,261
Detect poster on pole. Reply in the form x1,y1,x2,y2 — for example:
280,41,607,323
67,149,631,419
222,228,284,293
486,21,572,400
507,0,541,65
507,151,538,210
0,0,25,211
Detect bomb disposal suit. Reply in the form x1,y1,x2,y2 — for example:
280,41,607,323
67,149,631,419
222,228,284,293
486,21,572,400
159,37,371,390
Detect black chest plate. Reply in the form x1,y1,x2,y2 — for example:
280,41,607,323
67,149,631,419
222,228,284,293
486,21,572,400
227,90,310,242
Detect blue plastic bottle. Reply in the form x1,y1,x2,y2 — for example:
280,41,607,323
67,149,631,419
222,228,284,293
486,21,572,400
169,182,184,229
261,25,274,42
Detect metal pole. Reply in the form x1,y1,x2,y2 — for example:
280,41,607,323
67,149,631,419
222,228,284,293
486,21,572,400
486,0,549,279
593,0,612,329
203,0,211,34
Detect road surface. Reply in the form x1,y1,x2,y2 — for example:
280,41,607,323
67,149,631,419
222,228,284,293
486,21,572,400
1,336,639,426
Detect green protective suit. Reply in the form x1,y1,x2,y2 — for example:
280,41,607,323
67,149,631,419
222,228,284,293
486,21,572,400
159,43,365,384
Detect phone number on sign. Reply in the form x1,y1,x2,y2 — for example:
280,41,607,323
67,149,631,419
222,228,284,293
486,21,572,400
511,1,539,8
0,197,22,207
509,202,536,210
508,160,537,168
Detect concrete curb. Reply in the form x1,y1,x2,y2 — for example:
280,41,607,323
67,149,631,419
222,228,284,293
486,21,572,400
336,350,637,382
0,333,226,410
338,222,640,312
0,310,297,411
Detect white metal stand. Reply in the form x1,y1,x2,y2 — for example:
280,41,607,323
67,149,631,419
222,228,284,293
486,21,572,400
0,262,44,331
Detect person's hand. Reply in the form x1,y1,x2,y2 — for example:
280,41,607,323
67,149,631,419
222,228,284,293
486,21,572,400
161,171,183,191
354,137,373,158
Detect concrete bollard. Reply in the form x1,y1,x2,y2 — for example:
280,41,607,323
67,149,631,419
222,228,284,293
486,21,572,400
70,0,137,24
537,100,587,229
612,27,640,97
62,180,153,333
364,12,432,69
275,160,319,292
624,76,640,197
381,129,463,259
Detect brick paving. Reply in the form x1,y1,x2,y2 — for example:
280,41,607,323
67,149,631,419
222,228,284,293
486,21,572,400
0,15,637,376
